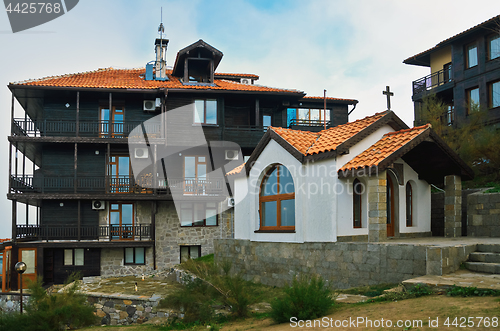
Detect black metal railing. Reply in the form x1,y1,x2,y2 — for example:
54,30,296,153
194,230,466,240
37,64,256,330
288,119,331,127
12,119,162,138
16,224,152,241
10,175,224,195
412,66,453,95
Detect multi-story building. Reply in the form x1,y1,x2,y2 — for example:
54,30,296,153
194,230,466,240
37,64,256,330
1,34,357,290
404,15,500,127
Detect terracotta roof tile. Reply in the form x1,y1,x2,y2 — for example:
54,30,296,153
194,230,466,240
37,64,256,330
271,111,390,156
11,68,302,94
215,73,259,79
227,163,245,176
339,124,431,172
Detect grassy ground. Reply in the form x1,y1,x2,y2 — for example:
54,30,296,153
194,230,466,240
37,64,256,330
77,294,500,330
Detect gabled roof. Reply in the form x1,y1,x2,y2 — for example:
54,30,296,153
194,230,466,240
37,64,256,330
172,39,224,77
9,67,304,95
404,15,500,67
338,124,474,183
242,111,408,175
300,96,358,105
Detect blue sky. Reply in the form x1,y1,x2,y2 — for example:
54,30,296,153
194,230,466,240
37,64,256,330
0,0,499,238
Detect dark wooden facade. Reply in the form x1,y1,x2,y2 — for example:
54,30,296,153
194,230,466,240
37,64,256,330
405,15,500,128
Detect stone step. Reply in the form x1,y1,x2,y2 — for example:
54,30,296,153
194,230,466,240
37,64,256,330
469,252,500,263
477,244,500,253
464,262,500,274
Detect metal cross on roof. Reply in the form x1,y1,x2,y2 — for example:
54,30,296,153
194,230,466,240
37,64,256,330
383,86,394,110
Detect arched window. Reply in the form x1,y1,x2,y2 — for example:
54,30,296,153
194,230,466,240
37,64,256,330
353,179,363,228
259,165,295,230
406,182,413,227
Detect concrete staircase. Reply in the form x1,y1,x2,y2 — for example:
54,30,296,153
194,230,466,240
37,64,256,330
465,244,500,274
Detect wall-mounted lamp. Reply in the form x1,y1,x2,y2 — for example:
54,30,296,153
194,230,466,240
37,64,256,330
65,103,70,108
59,202,64,207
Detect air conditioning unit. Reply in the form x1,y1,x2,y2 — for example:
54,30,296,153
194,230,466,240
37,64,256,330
240,78,252,84
92,200,106,210
228,198,235,207
225,150,238,161
134,147,149,159
143,100,156,111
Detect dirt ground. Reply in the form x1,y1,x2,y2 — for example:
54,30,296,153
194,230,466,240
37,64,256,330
78,275,181,297
78,295,500,331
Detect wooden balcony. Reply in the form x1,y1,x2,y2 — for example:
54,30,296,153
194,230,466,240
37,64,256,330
223,125,267,148
10,175,224,196
12,119,162,138
412,66,453,95
288,119,331,132
16,224,152,241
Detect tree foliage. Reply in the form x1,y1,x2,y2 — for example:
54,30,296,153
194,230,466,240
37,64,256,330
418,94,500,179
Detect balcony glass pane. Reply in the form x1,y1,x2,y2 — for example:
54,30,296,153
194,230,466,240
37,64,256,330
467,45,478,68
492,82,500,108
310,109,320,121
279,166,294,194
261,167,278,196
122,204,133,225
194,100,204,123
184,157,196,178
287,108,297,126
281,199,295,226
206,99,217,124
74,249,84,266
110,211,119,225
298,108,309,120
135,248,145,264
262,201,277,227
490,35,500,60
125,248,134,263
64,249,73,265
118,157,130,176
324,109,330,121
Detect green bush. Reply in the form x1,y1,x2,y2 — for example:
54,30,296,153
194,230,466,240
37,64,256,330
446,285,500,297
0,273,96,331
270,275,335,324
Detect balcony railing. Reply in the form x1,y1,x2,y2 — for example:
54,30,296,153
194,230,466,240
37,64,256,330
16,224,152,241
12,119,162,138
288,119,331,127
412,66,453,95
224,125,267,148
10,175,224,195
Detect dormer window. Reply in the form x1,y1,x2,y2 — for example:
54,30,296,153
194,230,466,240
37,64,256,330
172,40,223,85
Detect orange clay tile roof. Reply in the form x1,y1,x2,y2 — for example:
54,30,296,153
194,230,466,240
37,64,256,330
301,96,358,103
0,238,11,243
226,163,246,176
404,14,500,64
11,68,301,94
271,111,389,156
215,73,259,79
339,124,431,172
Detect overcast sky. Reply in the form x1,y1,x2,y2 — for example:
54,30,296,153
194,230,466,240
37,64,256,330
0,0,498,238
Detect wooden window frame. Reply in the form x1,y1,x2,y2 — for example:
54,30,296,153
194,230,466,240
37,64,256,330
109,203,135,240
180,202,219,227
124,247,146,265
353,179,362,228
465,42,478,69
259,165,295,231
109,155,132,194
488,80,500,109
180,245,201,263
193,99,217,125
183,155,208,195
99,105,125,138
406,182,413,227
466,87,480,115
487,34,500,61
64,248,84,266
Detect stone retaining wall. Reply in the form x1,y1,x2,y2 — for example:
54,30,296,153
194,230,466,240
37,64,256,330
468,191,500,237
214,239,475,288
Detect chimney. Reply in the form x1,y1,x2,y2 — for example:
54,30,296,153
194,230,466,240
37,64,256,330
154,22,169,81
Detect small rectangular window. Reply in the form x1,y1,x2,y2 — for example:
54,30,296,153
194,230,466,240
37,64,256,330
466,43,478,68
466,87,480,114
64,249,84,266
180,245,201,263
124,247,146,265
180,202,219,227
489,81,500,108
488,34,500,60
193,99,217,125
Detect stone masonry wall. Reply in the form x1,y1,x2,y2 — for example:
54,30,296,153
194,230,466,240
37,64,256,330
101,248,155,277
214,239,475,288
468,191,500,237
155,202,233,269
